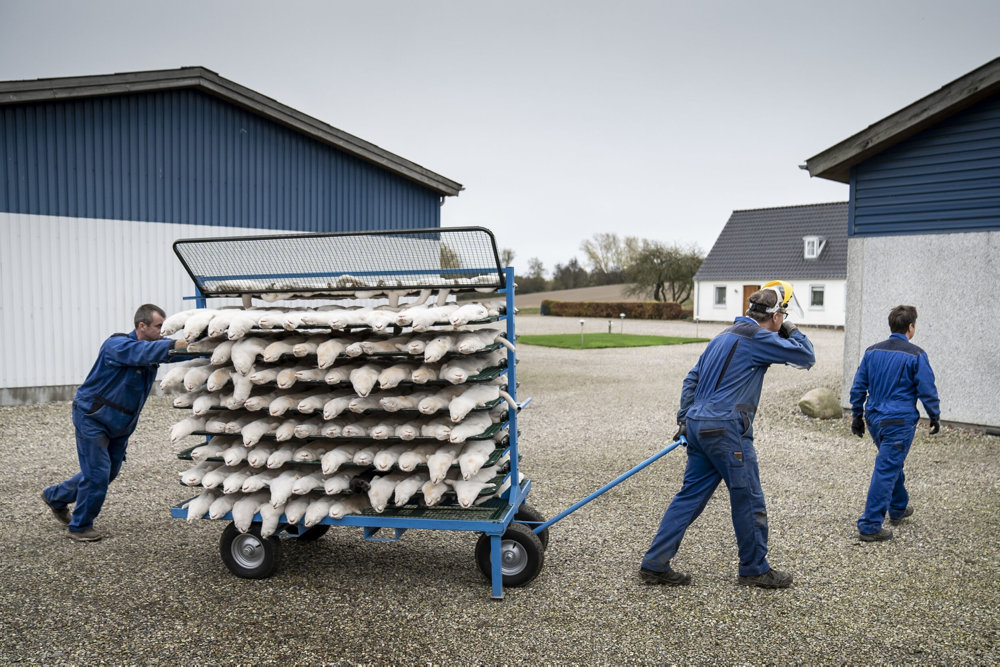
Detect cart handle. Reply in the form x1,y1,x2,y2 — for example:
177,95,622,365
528,436,686,534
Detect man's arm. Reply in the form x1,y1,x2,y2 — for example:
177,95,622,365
849,355,870,418
676,362,700,423
102,336,176,367
916,352,941,421
752,328,816,370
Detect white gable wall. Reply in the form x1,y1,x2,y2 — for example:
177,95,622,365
693,278,846,327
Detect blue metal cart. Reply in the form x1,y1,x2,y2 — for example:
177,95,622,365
167,227,684,599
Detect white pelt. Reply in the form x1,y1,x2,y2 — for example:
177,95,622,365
259,502,286,538
368,473,408,513
349,364,382,397
458,440,498,480
262,336,306,362
291,471,326,495
418,386,464,415
373,443,410,471
320,443,362,474
183,364,213,393
184,489,219,523
201,464,249,489
241,417,280,447
323,471,359,495
246,444,276,469
171,416,206,443
426,443,462,484
439,350,505,385
448,412,494,444
283,495,312,525
316,338,350,369
182,309,218,341
393,472,429,507
160,358,210,392
241,468,279,492
161,309,196,336
231,337,269,375
179,460,220,486
233,492,269,533
292,334,328,358
268,469,305,507
304,496,334,527
397,443,438,471
379,391,431,413
420,418,453,441
328,494,370,519
222,466,256,494
448,384,508,422
377,363,416,390
410,363,439,384
265,443,297,469
422,334,458,363
208,493,238,520
449,303,489,327
190,441,226,463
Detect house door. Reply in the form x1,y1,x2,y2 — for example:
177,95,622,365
742,284,760,316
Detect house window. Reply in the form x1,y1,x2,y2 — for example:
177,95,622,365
803,235,826,259
714,286,726,306
810,285,825,308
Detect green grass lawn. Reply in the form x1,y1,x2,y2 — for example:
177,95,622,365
517,333,709,349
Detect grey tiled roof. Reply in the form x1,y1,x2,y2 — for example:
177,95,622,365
695,202,848,280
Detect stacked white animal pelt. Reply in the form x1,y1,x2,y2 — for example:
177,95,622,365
168,290,517,527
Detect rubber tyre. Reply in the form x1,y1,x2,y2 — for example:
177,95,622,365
475,522,545,588
297,524,330,541
220,522,281,579
515,503,549,549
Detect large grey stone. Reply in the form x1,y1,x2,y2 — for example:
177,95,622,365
798,387,842,419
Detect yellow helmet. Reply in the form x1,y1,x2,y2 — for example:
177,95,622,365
748,280,803,319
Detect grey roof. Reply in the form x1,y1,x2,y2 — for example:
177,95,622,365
805,57,1000,183
695,202,848,281
0,66,463,197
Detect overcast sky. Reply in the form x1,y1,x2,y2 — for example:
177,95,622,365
1,1,997,276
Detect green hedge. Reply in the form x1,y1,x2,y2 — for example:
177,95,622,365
539,300,692,320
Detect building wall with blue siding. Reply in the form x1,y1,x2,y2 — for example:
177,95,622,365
850,94,1000,237
0,89,442,230
841,93,1000,428
0,89,448,404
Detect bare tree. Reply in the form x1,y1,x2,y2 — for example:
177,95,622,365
580,233,640,284
625,241,703,303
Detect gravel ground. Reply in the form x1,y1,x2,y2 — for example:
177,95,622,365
2,316,997,665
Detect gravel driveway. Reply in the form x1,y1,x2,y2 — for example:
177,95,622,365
1,317,996,664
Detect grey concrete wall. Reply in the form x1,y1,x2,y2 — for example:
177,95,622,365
842,231,1000,428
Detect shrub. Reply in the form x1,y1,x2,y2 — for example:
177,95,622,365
539,300,692,320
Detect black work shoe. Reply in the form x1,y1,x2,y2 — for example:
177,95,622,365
41,491,71,525
859,527,893,542
738,568,793,589
640,567,692,586
889,506,914,525
68,527,103,542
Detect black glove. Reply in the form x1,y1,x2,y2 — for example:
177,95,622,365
778,320,798,339
929,418,940,435
673,421,687,443
851,415,865,438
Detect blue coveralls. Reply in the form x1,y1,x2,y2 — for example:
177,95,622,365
642,317,815,577
43,331,175,533
850,333,940,535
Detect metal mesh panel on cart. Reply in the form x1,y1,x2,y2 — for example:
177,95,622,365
172,227,503,297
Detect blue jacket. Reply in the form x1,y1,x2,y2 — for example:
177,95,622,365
75,331,176,436
850,333,940,424
679,317,815,423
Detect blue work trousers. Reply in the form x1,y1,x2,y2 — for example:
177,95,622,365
43,404,129,532
642,418,770,577
858,418,913,534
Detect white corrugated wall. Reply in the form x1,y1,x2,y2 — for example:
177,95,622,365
0,212,270,404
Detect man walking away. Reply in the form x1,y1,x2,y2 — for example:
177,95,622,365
850,305,940,542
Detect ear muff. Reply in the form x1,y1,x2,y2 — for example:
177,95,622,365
762,280,794,310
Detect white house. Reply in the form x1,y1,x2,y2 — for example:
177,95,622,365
693,202,848,327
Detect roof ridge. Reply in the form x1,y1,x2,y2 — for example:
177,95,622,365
731,201,848,214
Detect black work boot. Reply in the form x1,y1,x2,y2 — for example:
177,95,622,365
859,527,893,542
41,491,71,525
889,506,914,525
737,568,793,589
639,567,692,586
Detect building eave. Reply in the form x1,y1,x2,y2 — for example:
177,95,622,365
804,57,1000,184
0,66,463,197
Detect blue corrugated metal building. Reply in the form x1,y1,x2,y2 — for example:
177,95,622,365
0,67,463,405
806,57,1000,429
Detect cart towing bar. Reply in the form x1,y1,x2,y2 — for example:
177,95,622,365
527,436,687,534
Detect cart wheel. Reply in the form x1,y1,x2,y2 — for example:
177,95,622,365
297,524,330,541
475,523,545,588
220,523,281,579
515,503,549,549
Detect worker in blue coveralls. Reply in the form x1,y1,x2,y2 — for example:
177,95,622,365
850,304,940,542
640,282,815,589
41,304,189,542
